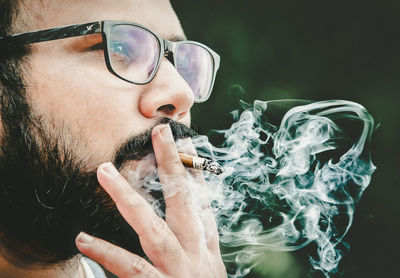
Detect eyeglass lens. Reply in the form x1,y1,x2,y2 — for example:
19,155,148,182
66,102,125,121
110,25,160,84
108,24,214,101
175,44,213,101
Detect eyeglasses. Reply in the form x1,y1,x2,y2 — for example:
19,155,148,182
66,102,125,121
0,21,220,103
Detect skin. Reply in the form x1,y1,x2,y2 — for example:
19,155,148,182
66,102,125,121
78,126,225,278
0,0,226,277
24,0,194,166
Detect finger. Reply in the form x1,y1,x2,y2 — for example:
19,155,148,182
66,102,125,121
76,232,160,278
200,202,220,251
152,124,204,250
96,163,184,268
177,138,220,250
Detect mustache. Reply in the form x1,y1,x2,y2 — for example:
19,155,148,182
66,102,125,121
113,118,197,169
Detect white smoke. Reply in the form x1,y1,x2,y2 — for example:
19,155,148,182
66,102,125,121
128,99,376,277
193,99,376,277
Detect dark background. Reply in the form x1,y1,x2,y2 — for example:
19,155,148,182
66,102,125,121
173,0,399,277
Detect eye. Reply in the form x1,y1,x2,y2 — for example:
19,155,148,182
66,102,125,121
109,41,137,64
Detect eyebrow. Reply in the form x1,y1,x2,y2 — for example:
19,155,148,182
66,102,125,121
168,34,187,42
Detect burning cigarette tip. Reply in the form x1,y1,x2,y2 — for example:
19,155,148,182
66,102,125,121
179,153,224,175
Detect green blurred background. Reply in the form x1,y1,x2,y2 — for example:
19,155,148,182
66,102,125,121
173,0,399,277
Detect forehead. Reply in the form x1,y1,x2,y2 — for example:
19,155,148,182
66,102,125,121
20,0,184,39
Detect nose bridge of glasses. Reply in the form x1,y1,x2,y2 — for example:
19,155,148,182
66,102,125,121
163,40,179,64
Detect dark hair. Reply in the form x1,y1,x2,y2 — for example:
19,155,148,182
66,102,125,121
0,0,17,36
0,0,25,58
0,1,34,261
0,0,31,134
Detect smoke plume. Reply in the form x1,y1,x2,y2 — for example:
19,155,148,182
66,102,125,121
129,99,376,277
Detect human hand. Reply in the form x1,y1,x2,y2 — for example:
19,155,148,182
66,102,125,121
76,124,227,278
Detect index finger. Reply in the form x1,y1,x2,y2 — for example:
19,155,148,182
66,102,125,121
176,138,220,249
152,124,205,250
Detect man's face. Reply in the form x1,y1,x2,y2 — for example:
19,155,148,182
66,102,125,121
0,0,197,265
26,0,194,170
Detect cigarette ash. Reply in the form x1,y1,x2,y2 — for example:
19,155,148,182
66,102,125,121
192,156,224,175
202,159,224,175
192,100,376,277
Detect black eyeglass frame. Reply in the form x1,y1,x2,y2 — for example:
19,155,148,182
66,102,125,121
0,20,221,103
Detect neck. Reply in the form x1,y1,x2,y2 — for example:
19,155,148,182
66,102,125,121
0,252,85,278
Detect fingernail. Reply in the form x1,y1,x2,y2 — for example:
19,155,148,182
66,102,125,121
159,124,173,142
77,232,94,245
101,162,120,177
153,124,171,139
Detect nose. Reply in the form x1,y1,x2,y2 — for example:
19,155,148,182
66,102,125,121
139,58,194,121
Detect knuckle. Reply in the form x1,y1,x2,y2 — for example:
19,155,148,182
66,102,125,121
128,259,147,275
148,219,181,254
161,159,186,176
151,216,168,235
104,244,114,255
149,235,182,260
171,158,184,169
157,234,182,258
162,233,180,251
124,193,142,209
102,247,122,271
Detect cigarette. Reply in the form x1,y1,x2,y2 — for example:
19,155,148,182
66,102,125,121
179,153,224,175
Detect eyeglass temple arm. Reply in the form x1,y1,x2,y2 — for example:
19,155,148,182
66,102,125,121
0,21,102,47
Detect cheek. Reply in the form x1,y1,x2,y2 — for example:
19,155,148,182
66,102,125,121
25,47,146,161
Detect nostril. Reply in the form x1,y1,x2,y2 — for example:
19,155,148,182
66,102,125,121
157,104,175,115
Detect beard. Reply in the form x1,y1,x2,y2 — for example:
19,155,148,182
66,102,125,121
0,89,196,266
